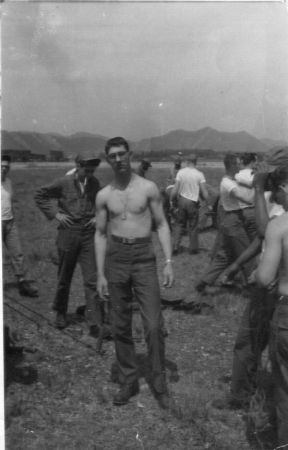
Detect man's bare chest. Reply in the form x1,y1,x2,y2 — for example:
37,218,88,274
108,189,149,219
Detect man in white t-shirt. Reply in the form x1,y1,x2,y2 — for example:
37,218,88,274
235,153,257,241
170,155,209,254
196,154,254,292
1,154,38,297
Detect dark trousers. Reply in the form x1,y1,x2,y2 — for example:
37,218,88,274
231,286,276,402
107,238,166,394
241,207,257,242
53,227,101,327
202,210,254,285
173,196,199,252
270,299,288,445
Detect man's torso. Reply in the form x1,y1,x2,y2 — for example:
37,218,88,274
176,167,205,202
220,176,241,211
104,175,153,238
1,178,13,220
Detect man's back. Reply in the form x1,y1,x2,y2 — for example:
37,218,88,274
176,166,205,202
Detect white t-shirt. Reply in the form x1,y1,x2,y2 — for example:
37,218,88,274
235,168,255,209
175,166,206,202
1,178,13,220
220,177,242,211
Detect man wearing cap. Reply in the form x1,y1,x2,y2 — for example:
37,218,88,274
35,153,102,331
170,154,209,254
1,154,38,297
136,159,152,178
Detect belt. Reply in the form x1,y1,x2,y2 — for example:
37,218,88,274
111,235,151,245
224,209,243,214
278,295,288,305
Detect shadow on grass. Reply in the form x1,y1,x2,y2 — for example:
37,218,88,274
4,326,38,389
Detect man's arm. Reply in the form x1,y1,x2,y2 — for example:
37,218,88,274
149,183,174,287
170,180,180,203
34,178,63,220
95,189,109,298
256,219,282,287
253,172,270,237
220,236,262,282
199,182,209,204
235,171,254,188
230,186,254,205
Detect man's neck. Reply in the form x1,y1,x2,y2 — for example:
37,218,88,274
114,169,133,189
225,170,235,179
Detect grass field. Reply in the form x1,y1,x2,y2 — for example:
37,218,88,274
3,164,274,450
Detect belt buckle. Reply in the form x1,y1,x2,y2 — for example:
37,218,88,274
123,237,135,244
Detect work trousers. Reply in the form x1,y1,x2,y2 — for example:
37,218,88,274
202,210,254,285
106,238,167,394
2,219,27,280
173,196,199,252
270,298,288,446
53,227,101,327
231,286,276,402
241,207,257,242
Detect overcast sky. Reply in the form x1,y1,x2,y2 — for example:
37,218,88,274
2,2,288,141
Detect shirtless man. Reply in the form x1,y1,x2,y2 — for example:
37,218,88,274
256,165,288,446
95,136,174,408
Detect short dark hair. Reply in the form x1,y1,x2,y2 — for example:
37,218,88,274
270,165,288,190
223,153,238,171
1,154,11,163
105,137,129,155
240,153,257,166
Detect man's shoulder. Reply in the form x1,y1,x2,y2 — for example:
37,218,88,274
90,176,101,187
220,176,237,189
267,212,288,235
275,212,288,227
134,173,154,186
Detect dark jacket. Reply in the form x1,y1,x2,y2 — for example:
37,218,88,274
35,174,101,224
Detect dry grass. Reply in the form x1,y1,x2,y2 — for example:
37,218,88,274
3,165,275,449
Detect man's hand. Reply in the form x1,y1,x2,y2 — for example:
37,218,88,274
55,212,74,227
219,262,239,284
163,262,174,288
85,217,97,229
97,274,109,300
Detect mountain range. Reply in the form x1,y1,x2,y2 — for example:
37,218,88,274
2,128,286,159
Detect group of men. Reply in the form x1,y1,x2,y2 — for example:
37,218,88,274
2,141,288,445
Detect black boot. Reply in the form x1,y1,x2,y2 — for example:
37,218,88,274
18,280,38,297
113,381,139,406
55,312,67,329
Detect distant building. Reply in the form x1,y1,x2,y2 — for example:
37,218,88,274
30,153,47,162
49,150,65,161
2,149,32,162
